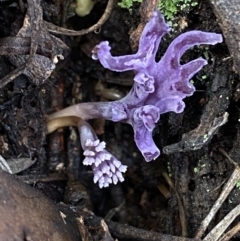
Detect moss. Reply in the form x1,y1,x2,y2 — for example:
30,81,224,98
236,179,240,189
118,0,142,9
159,0,198,22
118,0,198,22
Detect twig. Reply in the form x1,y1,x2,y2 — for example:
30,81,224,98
162,172,187,237
218,222,240,241
45,0,115,36
104,201,125,221
106,219,198,241
17,173,67,184
195,148,240,239
203,203,240,241
78,208,200,241
0,65,26,88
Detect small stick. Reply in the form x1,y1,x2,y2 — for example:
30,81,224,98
104,201,125,221
195,148,240,238
218,222,240,241
162,172,187,237
45,0,115,36
203,203,240,241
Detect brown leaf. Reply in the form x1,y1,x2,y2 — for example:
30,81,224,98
0,170,81,241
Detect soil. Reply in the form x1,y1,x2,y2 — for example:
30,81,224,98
0,0,239,240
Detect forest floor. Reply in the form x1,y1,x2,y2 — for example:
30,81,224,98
0,0,240,240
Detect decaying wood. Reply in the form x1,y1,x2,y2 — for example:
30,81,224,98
209,0,240,73
76,209,200,241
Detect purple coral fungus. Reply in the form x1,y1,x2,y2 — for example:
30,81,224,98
49,10,222,186
91,10,222,161
78,120,127,188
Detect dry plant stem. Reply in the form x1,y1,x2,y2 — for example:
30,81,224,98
195,168,240,238
77,203,200,241
203,203,240,241
104,201,125,221
27,0,41,57
45,0,115,36
0,65,25,88
162,172,187,237
157,183,171,199
17,173,67,184
107,219,198,241
195,149,240,239
218,222,240,241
